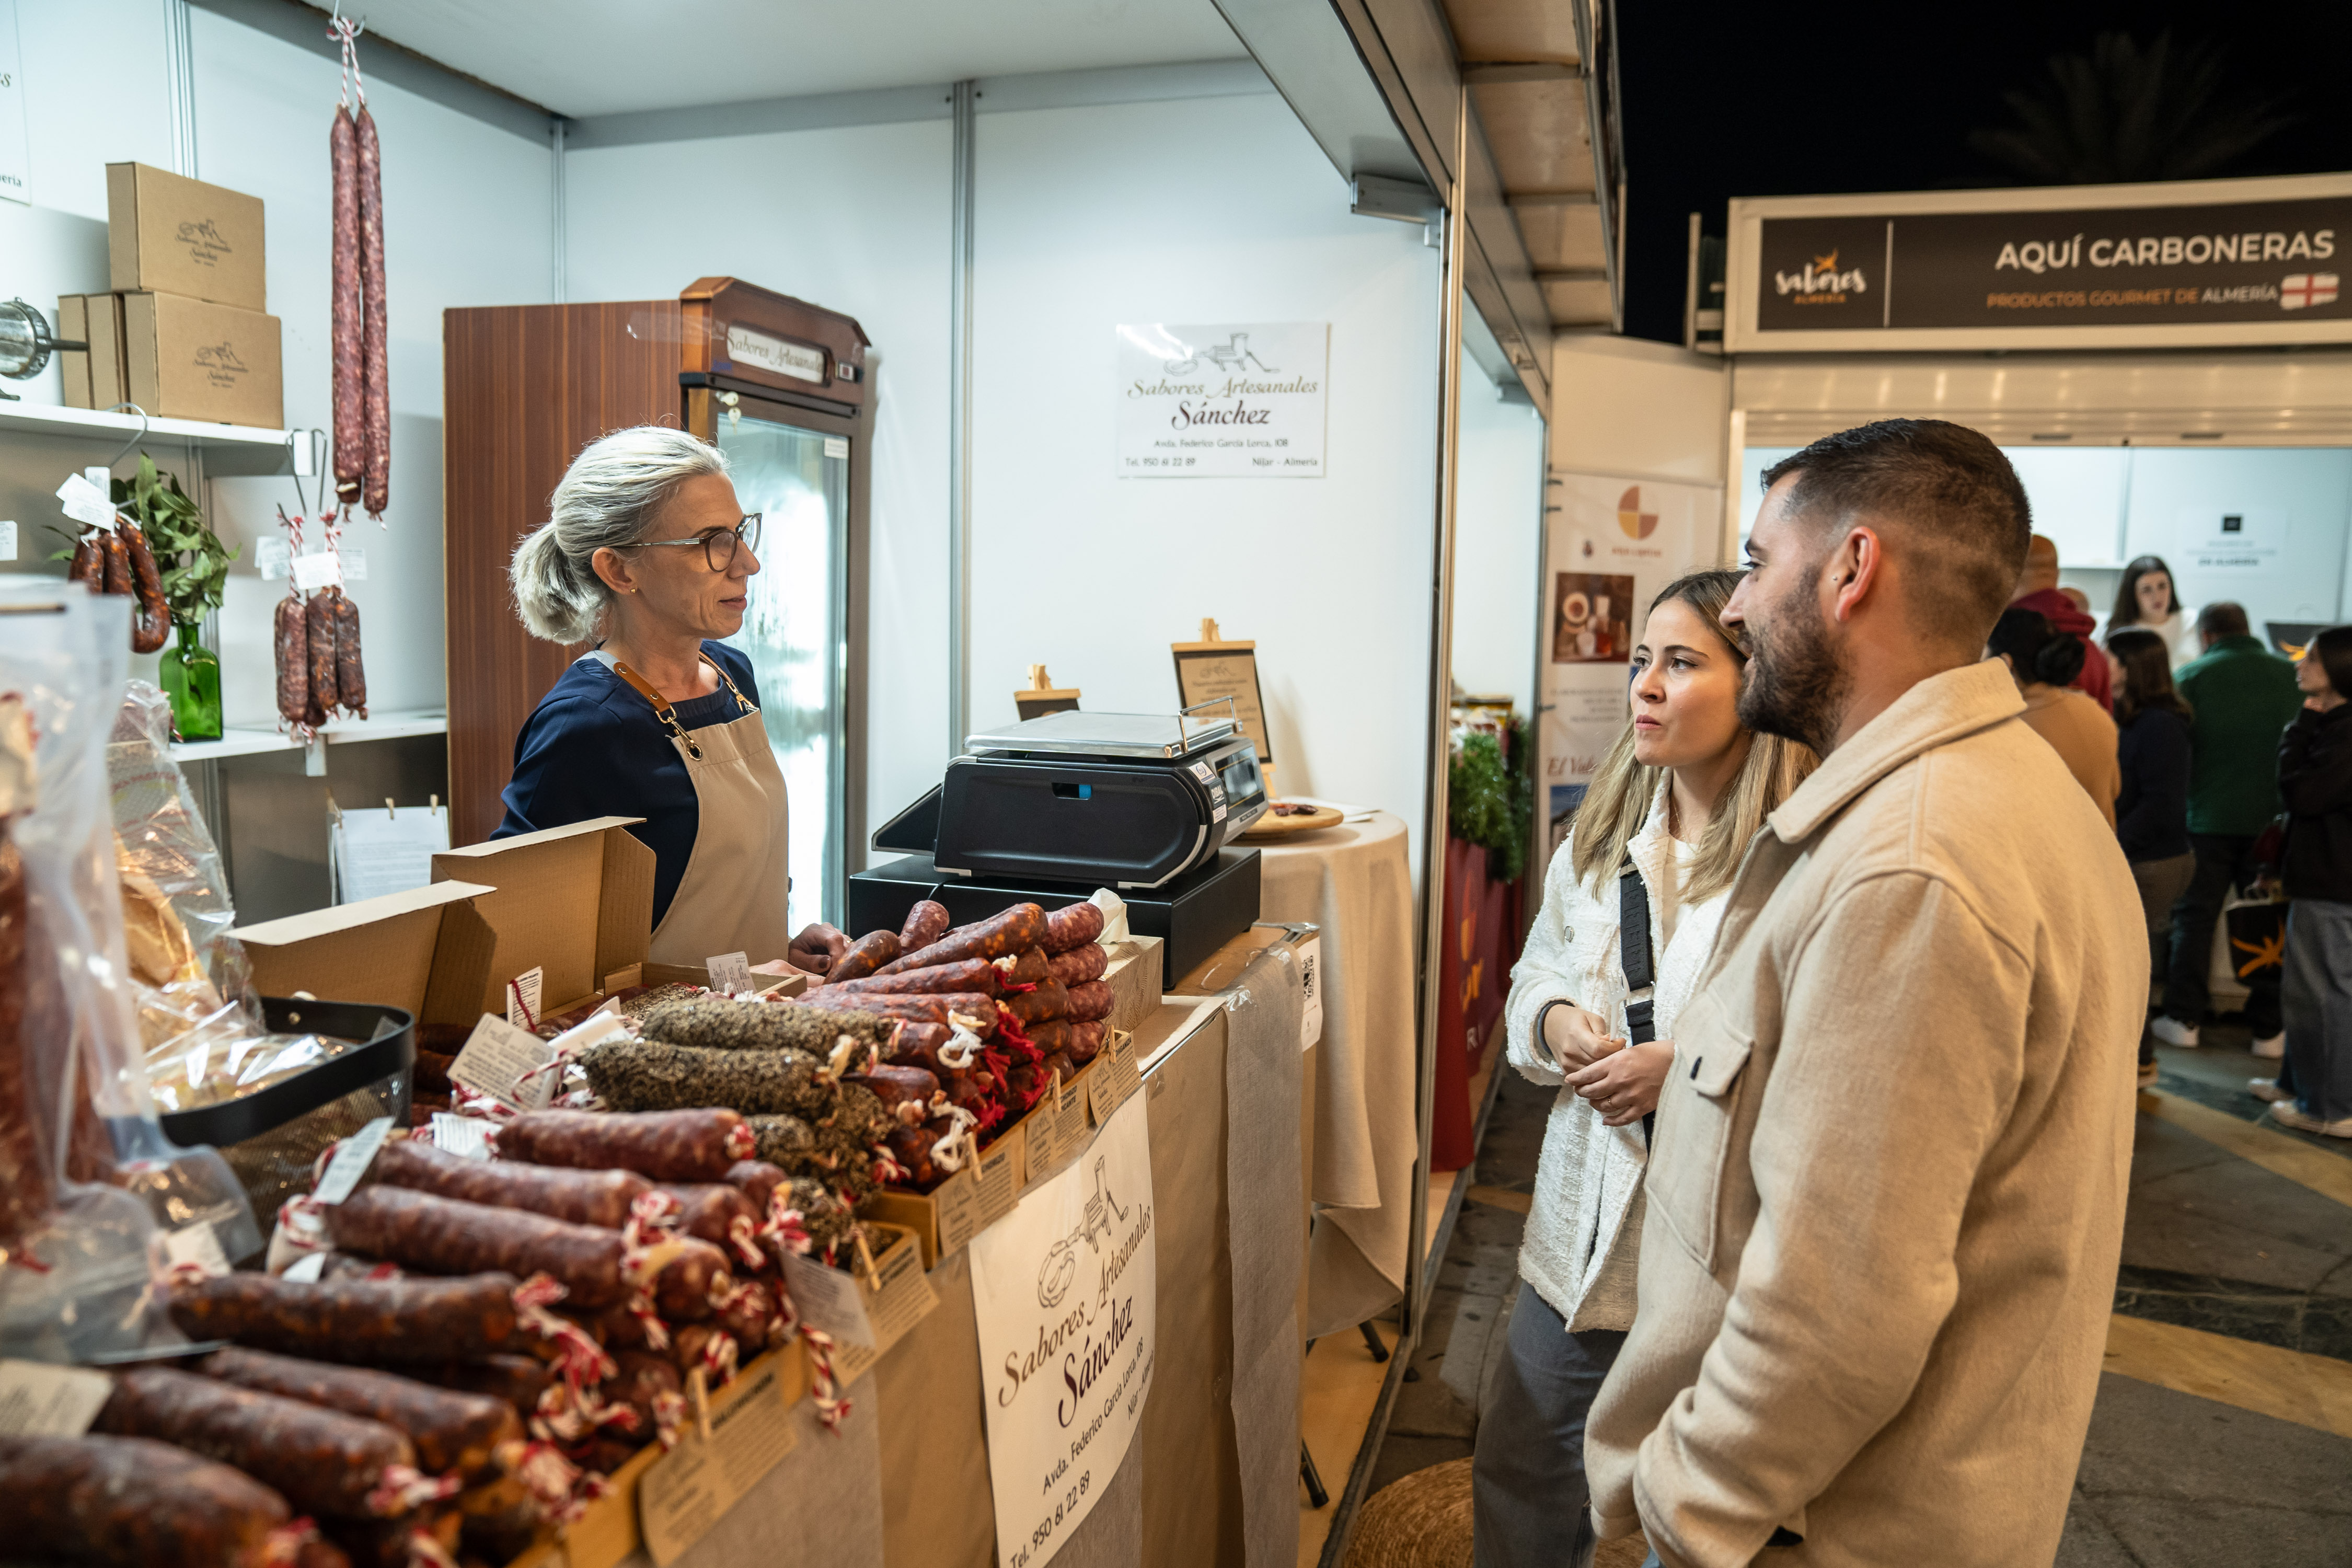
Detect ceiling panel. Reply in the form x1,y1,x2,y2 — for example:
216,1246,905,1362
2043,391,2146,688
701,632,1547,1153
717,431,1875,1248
1468,76,1592,193
337,0,1247,117
1512,198,1605,270
1441,0,1580,65
1541,276,1613,324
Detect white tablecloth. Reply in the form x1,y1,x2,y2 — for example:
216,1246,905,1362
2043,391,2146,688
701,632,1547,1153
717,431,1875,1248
1255,811,1420,1339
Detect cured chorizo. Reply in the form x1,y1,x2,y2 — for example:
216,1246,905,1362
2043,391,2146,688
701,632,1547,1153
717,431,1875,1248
654,1181,763,1266
356,106,389,520
642,1232,730,1321
815,956,999,999
167,1270,523,1364
885,1124,946,1190
401,1355,550,1416
797,989,998,1036
0,837,39,1254
1001,978,1070,1027
995,946,1050,985
1048,943,1108,987
578,1041,840,1120
324,1186,630,1309
662,1322,737,1383
639,995,897,1056
1042,900,1105,955
0,1433,303,1568
373,1134,650,1228
1066,979,1114,1023
847,1063,940,1115
825,929,898,984
494,1107,753,1183
200,1346,521,1481
275,595,310,725
98,529,131,596
872,903,1045,976
66,534,99,589
306,591,341,714
322,1504,460,1568
603,1350,684,1448
95,1367,422,1520
331,589,368,717
719,1277,779,1350
330,103,363,508
897,899,949,951
882,1020,952,1071
725,1159,789,1214
458,1473,541,1563
1024,1019,1074,1059
1067,1020,1108,1065
119,520,169,653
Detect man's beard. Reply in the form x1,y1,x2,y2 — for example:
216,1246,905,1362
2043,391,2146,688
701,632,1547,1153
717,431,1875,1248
1736,586,1850,755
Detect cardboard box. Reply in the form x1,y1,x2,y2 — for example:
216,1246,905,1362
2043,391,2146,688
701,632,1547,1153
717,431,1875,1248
55,296,90,408
232,879,498,1029
122,291,283,429
106,162,267,311
85,293,125,410
431,817,655,1023
1100,934,1164,1034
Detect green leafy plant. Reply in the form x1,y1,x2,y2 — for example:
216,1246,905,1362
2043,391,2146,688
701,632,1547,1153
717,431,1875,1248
111,453,237,627
1449,718,1532,883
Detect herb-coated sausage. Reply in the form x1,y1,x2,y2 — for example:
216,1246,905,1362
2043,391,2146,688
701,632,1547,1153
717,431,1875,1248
797,989,997,1035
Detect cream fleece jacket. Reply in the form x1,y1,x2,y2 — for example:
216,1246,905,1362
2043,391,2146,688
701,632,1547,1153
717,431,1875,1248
1584,659,2145,1568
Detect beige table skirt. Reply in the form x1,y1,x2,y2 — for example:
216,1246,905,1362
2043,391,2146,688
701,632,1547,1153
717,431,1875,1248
1255,812,1421,1338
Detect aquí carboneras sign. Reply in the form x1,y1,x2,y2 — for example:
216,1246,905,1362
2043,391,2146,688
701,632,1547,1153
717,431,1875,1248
1115,322,1329,478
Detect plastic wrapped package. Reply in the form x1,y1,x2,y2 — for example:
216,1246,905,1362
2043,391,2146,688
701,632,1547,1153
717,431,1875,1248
0,587,259,1363
108,682,247,1036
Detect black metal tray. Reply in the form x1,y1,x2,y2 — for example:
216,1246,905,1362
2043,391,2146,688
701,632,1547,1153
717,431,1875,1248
156,997,416,1148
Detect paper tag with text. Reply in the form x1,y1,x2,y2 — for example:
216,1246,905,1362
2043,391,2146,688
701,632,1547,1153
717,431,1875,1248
706,951,754,996
449,1014,560,1111
338,545,368,581
255,537,291,580
291,549,342,591
506,966,544,1029
1296,936,1323,1052
282,1251,330,1282
0,1359,117,1437
780,1252,875,1348
310,1116,396,1205
162,1220,232,1277
431,1113,496,1159
54,473,114,530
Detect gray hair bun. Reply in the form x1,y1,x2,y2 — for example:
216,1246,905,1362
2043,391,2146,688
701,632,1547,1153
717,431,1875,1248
509,425,729,644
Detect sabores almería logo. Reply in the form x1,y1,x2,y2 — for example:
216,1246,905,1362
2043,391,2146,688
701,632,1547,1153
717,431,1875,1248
1774,250,1867,304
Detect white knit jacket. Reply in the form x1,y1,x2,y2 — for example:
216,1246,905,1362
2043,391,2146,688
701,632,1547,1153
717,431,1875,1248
1504,787,1728,1331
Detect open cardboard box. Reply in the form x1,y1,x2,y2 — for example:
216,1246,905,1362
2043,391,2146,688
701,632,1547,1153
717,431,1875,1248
430,817,654,1023
233,879,499,1028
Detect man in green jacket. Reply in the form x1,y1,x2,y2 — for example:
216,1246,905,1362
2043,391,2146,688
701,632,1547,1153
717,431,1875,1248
2153,603,2304,1052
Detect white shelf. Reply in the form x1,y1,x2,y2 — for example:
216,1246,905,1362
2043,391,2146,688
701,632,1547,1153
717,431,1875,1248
172,708,447,763
0,401,295,476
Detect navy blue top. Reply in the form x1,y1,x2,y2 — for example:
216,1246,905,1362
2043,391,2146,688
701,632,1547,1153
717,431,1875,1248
2115,706,2192,864
495,642,760,928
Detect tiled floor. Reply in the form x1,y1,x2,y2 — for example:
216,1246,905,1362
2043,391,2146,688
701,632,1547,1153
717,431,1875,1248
1344,1022,2352,1567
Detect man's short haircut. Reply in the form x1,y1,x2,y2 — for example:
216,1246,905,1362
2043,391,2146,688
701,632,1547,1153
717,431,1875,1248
1759,419,2032,650
2197,601,2250,638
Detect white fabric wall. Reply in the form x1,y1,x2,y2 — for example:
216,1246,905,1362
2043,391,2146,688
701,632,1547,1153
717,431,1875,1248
1450,356,1544,712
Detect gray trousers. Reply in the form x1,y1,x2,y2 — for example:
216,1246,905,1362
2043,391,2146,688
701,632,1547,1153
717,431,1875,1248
2283,899,2352,1122
1471,1280,1625,1568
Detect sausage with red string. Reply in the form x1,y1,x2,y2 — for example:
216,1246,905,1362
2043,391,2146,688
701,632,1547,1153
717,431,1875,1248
1001,978,1070,1027
1042,901,1104,955
1066,980,1113,1023
330,103,363,508
372,1134,650,1228
640,1232,731,1322
275,595,310,725
824,929,898,985
814,956,1000,999
331,590,367,717
199,1347,521,1481
323,1186,630,1309
356,105,388,518
725,1159,789,1215
994,946,1050,986
654,1182,762,1263
871,903,1045,976
885,1123,947,1190
1067,1020,1108,1065
1048,943,1108,987
95,1368,421,1520
0,1433,312,1568
322,1504,461,1568
400,1355,549,1417
847,1063,939,1116
305,590,340,713
720,1277,780,1351
897,899,949,951
1025,1019,1074,1059
457,1474,540,1563
495,1107,753,1183
167,1271,524,1364
120,520,170,654
98,529,131,596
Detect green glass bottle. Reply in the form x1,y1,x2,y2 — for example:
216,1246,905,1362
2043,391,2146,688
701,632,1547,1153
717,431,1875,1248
159,622,223,741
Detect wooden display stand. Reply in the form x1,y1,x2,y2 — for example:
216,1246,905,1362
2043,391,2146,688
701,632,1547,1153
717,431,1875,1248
1171,618,1278,800
1013,663,1081,720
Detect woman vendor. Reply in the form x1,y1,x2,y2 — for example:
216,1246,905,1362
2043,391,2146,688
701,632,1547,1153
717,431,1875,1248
500,426,838,973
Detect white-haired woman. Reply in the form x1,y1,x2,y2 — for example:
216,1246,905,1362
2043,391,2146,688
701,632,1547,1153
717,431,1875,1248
501,426,832,972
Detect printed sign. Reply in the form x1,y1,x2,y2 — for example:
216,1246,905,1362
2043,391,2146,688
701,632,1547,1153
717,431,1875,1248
310,1116,395,1205
1116,322,1327,478
1296,936,1323,1051
706,951,754,996
0,2,26,207
0,1360,114,1437
637,1354,799,1566
448,1014,560,1112
971,1091,1156,1568
723,322,824,383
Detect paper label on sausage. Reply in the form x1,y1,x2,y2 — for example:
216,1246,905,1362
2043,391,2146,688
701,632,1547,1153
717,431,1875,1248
779,1253,875,1349
706,951,754,996
282,1251,331,1282
311,1115,396,1205
450,1013,561,1112
431,1113,497,1159
338,545,368,581
55,472,115,529
160,1219,233,1277
0,1359,116,1437
291,548,342,591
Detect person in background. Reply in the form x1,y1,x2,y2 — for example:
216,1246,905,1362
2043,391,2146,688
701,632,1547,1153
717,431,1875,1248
2272,626,2352,1138
1474,571,1814,1568
1988,606,2119,828
2153,602,2304,1054
2108,555,2199,668
2108,628,2196,1088
2012,533,2114,710
1584,420,2141,1568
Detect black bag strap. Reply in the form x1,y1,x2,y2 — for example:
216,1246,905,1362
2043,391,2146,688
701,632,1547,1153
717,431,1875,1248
1617,866,1656,1045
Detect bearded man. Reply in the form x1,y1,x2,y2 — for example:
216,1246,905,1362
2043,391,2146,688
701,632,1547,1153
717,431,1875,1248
1584,419,2143,1568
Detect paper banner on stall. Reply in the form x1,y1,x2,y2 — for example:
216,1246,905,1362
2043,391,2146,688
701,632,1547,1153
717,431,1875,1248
970,1089,1155,1568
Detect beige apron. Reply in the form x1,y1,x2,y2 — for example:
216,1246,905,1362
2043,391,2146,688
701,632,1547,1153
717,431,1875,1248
584,650,793,967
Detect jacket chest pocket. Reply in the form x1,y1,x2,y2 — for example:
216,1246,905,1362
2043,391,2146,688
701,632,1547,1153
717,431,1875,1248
1645,993,1754,1275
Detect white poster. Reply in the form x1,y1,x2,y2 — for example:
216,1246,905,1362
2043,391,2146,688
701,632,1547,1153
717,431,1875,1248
1116,322,1327,478
971,1090,1156,1568
1538,475,1720,846
0,1,23,206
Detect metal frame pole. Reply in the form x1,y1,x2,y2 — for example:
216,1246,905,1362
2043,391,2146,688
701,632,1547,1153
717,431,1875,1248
947,80,978,759
1404,86,1470,1336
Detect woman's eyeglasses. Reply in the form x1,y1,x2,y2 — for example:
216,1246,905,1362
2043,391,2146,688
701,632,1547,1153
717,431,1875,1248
626,513,762,572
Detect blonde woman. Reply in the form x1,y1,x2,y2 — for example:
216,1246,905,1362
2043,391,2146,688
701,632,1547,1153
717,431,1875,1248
1471,570,1815,1568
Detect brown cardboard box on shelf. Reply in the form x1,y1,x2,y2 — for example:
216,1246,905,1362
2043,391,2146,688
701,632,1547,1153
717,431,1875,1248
430,816,655,1024
106,162,267,311
55,296,90,408
85,294,125,410
122,292,282,429
231,880,499,1028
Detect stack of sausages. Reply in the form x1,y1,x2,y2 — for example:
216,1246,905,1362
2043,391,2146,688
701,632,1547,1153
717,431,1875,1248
275,584,367,732
64,517,170,654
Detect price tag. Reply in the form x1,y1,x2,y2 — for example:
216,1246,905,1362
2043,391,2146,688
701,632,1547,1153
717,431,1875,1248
291,549,342,591
705,951,754,996
54,472,114,529
506,967,544,1029
431,1113,496,1159
828,1227,940,1383
1296,936,1323,1052
1090,1031,1141,1123
161,1218,233,1277
547,998,627,1057
338,545,368,581
282,1251,330,1282
932,1165,981,1257
0,1359,116,1437
255,537,291,580
310,1115,395,1204
637,1355,800,1567
449,1013,561,1112
1051,1071,1092,1170
974,1135,1021,1227
779,1252,875,1348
